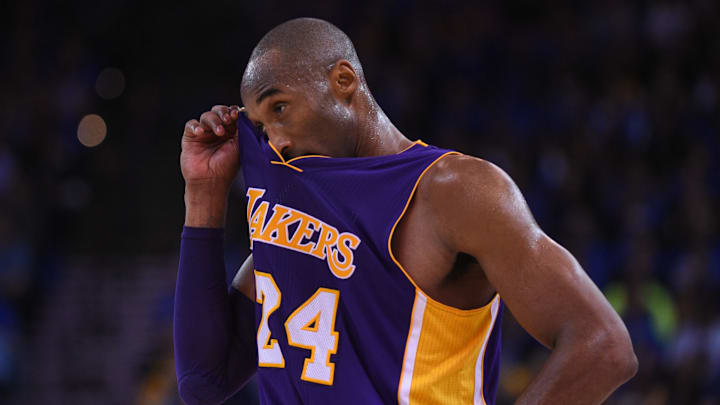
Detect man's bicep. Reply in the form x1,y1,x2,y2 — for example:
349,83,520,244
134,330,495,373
438,158,620,348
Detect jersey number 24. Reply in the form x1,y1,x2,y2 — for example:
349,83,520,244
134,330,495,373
255,270,340,386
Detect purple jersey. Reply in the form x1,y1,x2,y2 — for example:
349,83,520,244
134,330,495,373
237,114,503,405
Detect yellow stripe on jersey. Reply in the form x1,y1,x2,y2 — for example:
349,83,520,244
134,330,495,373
399,291,501,405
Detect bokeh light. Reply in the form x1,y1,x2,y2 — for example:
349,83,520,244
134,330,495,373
77,114,107,147
95,67,125,100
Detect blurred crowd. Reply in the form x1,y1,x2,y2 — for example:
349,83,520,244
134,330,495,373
1,1,718,404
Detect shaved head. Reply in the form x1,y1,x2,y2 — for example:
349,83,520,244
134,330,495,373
238,18,406,161
242,18,365,94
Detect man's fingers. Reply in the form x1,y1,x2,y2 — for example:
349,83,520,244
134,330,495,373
212,105,243,118
211,105,234,124
229,105,241,119
184,119,202,137
186,105,243,142
200,111,226,136
211,105,242,135
211,104,242,123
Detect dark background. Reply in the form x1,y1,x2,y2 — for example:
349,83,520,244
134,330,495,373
2,0,719,404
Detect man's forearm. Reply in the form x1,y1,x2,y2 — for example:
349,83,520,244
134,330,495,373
515,332,637,405
174,227,257,405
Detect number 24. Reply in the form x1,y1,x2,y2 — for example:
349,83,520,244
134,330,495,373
255,270,340,386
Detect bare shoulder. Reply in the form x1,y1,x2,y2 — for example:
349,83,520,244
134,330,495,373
417,152,536,247
418,153,518,212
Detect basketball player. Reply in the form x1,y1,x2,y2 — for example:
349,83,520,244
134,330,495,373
175,18,637,405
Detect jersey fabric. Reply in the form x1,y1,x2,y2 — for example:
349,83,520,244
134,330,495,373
237,115,503,405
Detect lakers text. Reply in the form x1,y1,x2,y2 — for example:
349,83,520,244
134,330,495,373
246,187,361,279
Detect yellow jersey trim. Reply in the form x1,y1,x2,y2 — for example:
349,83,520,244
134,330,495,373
397,291,501,405
268,140,304,172
398,139,428,153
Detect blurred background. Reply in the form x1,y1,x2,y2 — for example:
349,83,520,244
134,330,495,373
2,0,719,404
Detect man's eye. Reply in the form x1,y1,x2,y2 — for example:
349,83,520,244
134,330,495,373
273,103,286,114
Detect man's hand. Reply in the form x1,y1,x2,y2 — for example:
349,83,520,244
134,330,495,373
181,105,243,227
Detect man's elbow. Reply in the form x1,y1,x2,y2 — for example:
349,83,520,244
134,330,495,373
594,327,638,384
177,374,227,405
607,338,638,383
177,378,202,405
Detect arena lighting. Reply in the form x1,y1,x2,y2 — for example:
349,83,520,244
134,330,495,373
77,114,107,147
95,67,125,100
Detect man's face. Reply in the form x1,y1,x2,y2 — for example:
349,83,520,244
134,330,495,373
241,54,356,160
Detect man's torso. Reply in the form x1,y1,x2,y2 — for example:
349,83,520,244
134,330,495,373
237,116,502,404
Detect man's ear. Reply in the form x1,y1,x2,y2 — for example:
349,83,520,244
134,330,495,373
329,60,357,103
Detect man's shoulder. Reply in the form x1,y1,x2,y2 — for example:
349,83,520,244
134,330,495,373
418,152,515,207
415,150,536,258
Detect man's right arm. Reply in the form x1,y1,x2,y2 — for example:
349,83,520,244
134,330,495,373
174,106,258,405
425,155,637,404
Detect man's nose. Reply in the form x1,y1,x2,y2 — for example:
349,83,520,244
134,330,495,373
267,131,292,160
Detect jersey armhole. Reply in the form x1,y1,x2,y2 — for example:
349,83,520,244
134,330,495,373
386,151,499,316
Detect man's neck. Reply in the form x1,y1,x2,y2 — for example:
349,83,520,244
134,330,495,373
353,104,413,157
